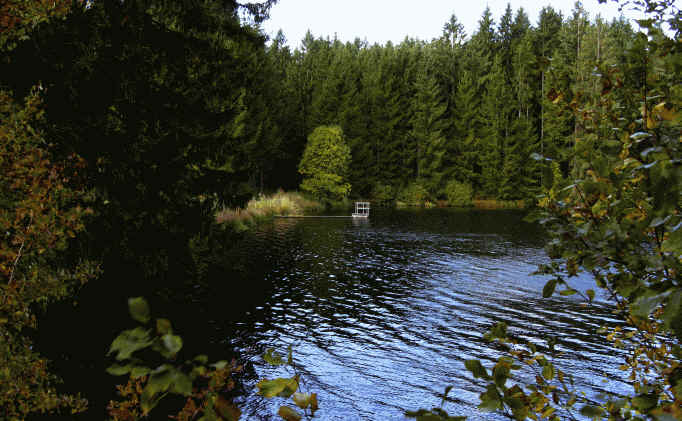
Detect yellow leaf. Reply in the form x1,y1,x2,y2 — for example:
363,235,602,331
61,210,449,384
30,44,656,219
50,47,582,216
647,115,657,129
292,393,313,410
277,406,302,421
215,396,241,421
542,406,556,418
653,102,674,121
257,376,299,398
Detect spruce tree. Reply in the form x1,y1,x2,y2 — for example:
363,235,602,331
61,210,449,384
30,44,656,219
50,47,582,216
410,58,448,195
451,69,480,188
479,55,511,197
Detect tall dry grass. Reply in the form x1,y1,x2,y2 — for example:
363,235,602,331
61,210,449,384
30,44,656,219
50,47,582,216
215,190,323,226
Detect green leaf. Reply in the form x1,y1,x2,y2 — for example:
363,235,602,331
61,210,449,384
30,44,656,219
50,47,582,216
542,364,555,381
493,362,510,388
484,322,508,341
131,366,151,378
169,371,192,396
277,405,302,421
465,360,490,380
478,384,502,411
109,327,153,360
128,297,150,324
140,364,193,413
106,364,132,376
191,365,207,378
141,365,174,413
632,394,658,411
257,376,299,398
287,345,293,365
579,405,604,418
161,334,183,356
140,388,165,415
543,279,558,298
194,354,209,364
662,229,682,254
631,292,665,318
145,365,174,394
559,288,577,296
212,360,229,370
263,348,286,366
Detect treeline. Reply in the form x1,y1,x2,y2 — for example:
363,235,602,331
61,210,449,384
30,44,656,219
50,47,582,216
257,3,649,201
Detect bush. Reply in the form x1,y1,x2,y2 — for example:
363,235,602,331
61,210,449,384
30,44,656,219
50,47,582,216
371,183,396,206
397,181,430,207
444,180,473,207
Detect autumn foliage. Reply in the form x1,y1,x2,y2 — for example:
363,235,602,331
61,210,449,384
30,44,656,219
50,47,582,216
0,90,98,417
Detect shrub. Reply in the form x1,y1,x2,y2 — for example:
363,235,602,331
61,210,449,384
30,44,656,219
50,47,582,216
444,180,473,207
371,183,396,206
398,181,430,207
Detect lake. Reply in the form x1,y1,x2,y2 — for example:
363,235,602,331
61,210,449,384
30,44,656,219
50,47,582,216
202,209,629,420
37,208,629,420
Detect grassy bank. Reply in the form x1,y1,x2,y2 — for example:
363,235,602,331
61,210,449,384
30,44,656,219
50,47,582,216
216,192,527,231
216,191,325,230
472,199,526,209
394,199,527,209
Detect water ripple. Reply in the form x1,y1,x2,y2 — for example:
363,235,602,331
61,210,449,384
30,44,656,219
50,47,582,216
214,209,628,420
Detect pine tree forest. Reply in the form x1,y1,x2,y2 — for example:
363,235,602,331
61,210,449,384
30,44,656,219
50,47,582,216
254,3,659,203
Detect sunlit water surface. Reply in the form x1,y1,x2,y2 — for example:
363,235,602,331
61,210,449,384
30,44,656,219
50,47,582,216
193,209,629,421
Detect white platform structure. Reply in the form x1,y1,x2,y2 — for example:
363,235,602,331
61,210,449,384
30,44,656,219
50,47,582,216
352,202,370,218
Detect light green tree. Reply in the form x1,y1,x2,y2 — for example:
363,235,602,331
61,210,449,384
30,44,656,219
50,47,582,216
298,126,352,201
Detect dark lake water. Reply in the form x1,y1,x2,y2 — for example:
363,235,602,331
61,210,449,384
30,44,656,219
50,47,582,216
200,209,629,420
38,208,630,420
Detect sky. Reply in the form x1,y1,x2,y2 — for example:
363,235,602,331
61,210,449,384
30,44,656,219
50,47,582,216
260,0,643,48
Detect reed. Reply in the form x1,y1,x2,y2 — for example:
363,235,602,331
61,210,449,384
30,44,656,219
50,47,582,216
215,190,324,227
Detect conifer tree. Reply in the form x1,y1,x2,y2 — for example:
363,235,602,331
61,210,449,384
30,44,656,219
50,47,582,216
498,3,515,75
479,55,511,197
410,59,448,195
535,6,564,167
451,69,480,188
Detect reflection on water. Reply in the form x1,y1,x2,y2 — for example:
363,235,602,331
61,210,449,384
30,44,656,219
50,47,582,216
197,209,628,420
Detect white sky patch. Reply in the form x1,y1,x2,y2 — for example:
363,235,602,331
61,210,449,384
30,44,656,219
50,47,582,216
260,0,645,48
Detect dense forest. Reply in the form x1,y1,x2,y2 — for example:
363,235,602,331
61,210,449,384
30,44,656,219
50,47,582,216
253,2,655,202
2,1,667,205
1,0,680,420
